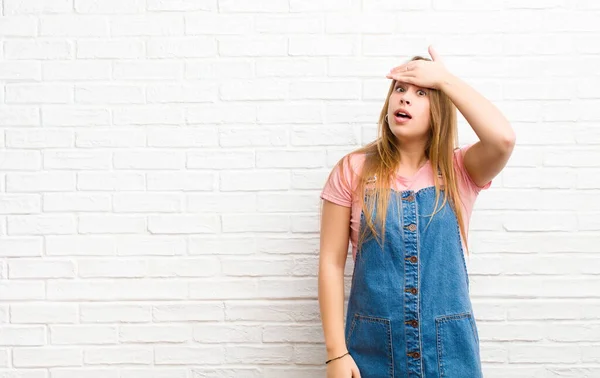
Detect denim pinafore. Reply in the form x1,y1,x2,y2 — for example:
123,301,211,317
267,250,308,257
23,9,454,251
345,169,483,378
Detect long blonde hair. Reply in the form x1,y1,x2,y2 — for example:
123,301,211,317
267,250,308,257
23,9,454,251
322,55,471,256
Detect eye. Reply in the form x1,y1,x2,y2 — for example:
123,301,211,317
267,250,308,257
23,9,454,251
394,86,426,96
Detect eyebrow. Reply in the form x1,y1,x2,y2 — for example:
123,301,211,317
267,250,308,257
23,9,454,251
395,82,426,91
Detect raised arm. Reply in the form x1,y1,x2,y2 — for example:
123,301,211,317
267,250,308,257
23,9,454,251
387,44,516,187
440,72,516,187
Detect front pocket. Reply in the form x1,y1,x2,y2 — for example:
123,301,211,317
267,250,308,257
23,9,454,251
346,313,393,378
435,312,482,378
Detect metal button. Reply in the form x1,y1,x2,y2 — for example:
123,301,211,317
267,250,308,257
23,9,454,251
404,194,415,202
405,224,417,232
405,287,418,295
406,319,418,327
408,256,417,263
408,351,420,358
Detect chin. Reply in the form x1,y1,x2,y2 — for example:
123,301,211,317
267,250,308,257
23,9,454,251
391,128,428,139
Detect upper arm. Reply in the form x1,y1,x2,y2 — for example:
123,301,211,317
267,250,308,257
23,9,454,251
319,155,355,267
462,139,515,189
319,199,351,268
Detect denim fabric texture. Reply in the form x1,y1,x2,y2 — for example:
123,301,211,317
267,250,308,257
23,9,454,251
345,178,483,378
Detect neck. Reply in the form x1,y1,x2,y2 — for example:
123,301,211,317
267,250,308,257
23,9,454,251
398,151,428,171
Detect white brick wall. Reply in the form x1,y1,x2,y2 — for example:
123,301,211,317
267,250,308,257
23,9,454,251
0,0,599,376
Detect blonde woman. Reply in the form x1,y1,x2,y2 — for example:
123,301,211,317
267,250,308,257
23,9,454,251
318,45,515,378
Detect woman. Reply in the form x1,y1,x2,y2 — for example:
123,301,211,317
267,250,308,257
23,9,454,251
318,45,515,378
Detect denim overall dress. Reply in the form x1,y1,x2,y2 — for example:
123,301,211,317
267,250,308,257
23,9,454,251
345,170,483,378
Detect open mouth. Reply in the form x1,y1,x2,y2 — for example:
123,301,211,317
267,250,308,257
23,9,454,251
395,111,412,119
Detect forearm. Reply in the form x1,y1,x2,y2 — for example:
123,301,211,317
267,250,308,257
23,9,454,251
318,261,348,358
440,73,516,148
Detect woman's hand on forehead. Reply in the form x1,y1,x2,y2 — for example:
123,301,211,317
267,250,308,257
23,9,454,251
386,45,450,90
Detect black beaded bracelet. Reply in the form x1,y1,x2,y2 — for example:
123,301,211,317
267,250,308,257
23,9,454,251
325,351,349,365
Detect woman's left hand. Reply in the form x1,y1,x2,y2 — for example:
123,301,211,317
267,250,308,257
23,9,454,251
385,45,451,90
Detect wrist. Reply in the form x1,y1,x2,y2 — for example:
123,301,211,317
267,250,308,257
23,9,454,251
325,350,350,365
438,72,458,92
438,71,458,92
326,346,349,359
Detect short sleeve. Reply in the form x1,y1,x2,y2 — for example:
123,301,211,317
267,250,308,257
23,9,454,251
320,155,355,207
454,143,492,194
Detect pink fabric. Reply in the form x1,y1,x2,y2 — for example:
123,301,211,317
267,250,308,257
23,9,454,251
320,143,492,261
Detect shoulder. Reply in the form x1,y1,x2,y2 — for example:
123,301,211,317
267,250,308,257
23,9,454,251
453,143,471,160
320,152,367,207
333,151,367,178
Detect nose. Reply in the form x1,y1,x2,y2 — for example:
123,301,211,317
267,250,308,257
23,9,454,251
398,89,412,105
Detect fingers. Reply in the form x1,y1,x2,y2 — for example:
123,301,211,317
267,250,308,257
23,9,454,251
386,74,415,84
388,65,418,81
387,70,413,77
389,63,411,74
428,44,444,64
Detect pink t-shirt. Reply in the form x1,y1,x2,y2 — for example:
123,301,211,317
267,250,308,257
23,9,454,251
320,143,491,261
